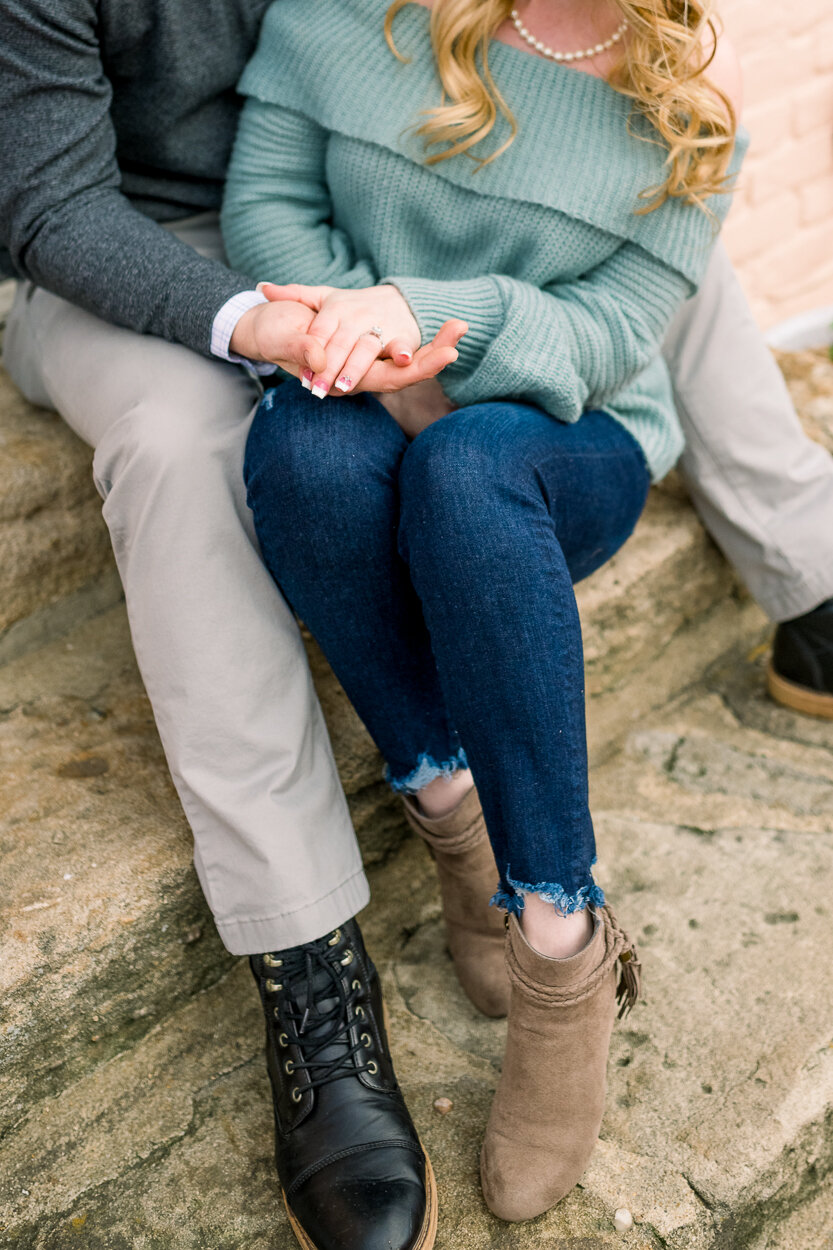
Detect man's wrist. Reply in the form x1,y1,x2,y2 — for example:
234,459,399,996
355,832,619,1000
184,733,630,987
211,290,277,374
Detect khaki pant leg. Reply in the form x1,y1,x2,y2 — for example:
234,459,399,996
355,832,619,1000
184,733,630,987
3,268,368,955
663,240,833,622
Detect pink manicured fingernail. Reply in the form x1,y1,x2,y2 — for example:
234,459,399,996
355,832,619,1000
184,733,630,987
301,369,313,391
335,375,353,393
311,380,328,399
398,349,413,362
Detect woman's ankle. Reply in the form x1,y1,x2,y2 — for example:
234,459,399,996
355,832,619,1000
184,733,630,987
520,894,594,959
416,768,474,819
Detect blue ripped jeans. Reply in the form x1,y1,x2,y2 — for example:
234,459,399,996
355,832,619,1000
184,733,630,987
244,381,650,915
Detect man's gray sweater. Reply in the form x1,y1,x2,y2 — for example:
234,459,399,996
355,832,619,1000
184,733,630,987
0,0,273,355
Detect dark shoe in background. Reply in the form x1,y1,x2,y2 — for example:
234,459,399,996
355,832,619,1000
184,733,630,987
250,919,437,1250
768,597,833,719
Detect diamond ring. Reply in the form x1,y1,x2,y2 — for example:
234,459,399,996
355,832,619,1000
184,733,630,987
362,325,385,346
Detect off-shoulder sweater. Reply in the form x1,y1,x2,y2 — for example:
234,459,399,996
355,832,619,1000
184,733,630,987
221,0,747,479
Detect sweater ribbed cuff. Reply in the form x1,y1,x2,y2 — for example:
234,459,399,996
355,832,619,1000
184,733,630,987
381,275,506,374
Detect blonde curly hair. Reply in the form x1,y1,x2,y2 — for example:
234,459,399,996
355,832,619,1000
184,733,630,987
384,0,737,213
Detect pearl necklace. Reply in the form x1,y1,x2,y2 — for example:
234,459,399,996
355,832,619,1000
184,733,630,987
509,7,628,63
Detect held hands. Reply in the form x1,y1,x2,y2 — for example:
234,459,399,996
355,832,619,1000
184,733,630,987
242,281,467,396
261,282,422,395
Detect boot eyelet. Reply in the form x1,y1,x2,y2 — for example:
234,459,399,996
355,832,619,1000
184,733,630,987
284,1060,295,1075
340,949,353,967
355,1005,365,1019
360,1032,372,1047
351,979,361,992
291,1087,303,1103
367,1060,378,1075
265,979,283,993
328,928,342,947
263,954,283,968
278,1032,289,1048
273,1007,280,1020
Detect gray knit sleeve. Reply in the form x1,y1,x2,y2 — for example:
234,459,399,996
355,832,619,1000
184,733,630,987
0,0,254,355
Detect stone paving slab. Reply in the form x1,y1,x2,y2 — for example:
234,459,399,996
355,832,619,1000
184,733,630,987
0,608,402,1141
4,645,833,1249
0,279,15,328
0,370,770,1147
756,1180,833,1250
0,361,764,748
2,349,831,1246
0,846,701,1250
0,370,114,642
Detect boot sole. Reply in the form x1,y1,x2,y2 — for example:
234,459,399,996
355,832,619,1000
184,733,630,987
282,1151,439,1250
767,662,833,719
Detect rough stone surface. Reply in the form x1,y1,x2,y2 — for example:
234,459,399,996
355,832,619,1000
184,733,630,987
0,609,405,1142
2,350,833,1247
0,359,766,748
775,348,833,456
0,279,15,328
4,634,833,1247
0,368,114,641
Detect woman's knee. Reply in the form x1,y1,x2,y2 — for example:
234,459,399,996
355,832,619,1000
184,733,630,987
399,405,539,539
245,383,406,536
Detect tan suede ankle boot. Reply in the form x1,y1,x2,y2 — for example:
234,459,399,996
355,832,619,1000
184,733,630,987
480,905,641,1221
402,787,510,1018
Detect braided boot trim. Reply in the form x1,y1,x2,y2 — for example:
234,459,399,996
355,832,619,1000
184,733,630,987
506,905,642,1018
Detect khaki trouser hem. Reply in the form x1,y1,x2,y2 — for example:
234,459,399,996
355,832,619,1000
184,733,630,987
213,867,372,956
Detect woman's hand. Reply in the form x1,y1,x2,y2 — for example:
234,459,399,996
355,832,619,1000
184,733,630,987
376,378,456,438
258,282,422,396
270,317,467,396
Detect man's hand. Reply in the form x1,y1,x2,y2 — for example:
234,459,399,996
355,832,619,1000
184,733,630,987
229,298,328,375
376,378,456,438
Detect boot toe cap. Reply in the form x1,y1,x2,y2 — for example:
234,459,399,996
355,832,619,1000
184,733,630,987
480,1135,583,1223
289,1145,433,1250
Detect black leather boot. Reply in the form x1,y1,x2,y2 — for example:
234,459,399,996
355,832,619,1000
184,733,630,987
250,918,437,1250
769,596,833,719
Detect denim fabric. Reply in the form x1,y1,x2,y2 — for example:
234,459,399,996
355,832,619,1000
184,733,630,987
245,381,650,914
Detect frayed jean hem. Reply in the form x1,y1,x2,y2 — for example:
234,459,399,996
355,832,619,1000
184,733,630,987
491,872,606,917
387,746,469,794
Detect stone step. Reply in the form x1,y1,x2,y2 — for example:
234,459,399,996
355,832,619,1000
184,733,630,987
0,363,766,752
0,599,409,1142
0,369,117,662
0,366,768,1141
1,351,829,1174
3,651,833,1247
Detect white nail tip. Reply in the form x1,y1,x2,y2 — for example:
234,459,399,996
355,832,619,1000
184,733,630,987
311,384,328,399
300,376,312,391
334,380,351,392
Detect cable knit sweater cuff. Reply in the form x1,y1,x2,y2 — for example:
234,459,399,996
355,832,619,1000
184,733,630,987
382,275,505,373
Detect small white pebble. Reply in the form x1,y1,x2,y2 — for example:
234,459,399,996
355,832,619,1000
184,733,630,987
63,873,73,881
614,1207,634,1232
91,862,98,868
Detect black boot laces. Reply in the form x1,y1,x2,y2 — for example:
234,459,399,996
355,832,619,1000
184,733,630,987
269,933,375,1099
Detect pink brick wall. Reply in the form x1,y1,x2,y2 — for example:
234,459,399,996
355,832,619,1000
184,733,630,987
720,0,833,327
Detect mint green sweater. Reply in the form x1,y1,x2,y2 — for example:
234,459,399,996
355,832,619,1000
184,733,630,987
222,0,747,479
